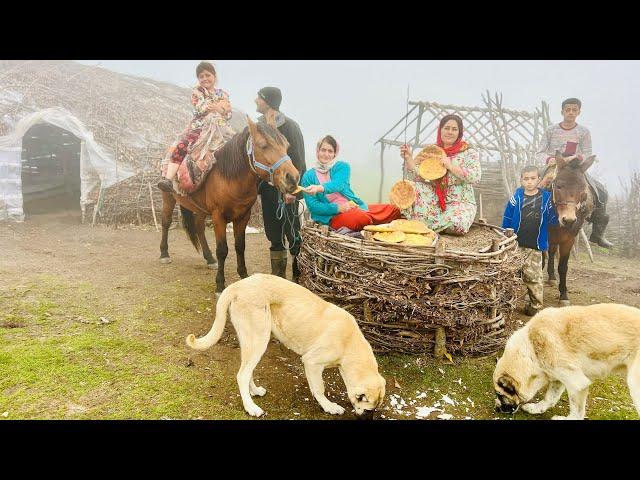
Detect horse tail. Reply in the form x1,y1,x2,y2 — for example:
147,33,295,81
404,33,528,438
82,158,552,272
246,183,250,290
180,206,201,253
186,285,236,351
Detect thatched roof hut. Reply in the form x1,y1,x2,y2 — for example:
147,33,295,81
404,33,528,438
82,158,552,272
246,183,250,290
0,60,256,226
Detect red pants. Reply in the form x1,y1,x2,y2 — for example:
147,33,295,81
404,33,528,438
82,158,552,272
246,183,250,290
170,128,202,164
329,204,402,231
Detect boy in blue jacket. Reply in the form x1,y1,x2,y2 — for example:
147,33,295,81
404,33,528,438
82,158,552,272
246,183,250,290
502,165,558,316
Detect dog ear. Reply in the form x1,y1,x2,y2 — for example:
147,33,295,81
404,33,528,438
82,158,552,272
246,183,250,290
498,376,517,396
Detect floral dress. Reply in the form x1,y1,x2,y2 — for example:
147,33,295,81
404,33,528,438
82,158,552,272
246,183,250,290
163,85,235,168
402,147,481,234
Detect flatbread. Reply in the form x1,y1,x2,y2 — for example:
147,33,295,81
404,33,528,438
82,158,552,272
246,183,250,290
390,219,434,234
363,224,394,233
416,145,447,181
401,234,431,246
389,180,416,209
373,231,406,243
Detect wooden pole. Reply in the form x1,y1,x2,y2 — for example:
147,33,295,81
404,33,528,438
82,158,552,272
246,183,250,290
434,238,447,360
148,182,159,232
579,227,594,262
378,143,385,203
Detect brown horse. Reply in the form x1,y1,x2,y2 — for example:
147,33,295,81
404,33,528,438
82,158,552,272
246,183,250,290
159,117,300,293
545,152,596,306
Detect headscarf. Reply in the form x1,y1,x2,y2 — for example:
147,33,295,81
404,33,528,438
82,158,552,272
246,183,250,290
433,115,469,211
315,135,340,174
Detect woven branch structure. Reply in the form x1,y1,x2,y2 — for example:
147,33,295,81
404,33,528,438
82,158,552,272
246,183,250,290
298,221,525,356
607,172,640,257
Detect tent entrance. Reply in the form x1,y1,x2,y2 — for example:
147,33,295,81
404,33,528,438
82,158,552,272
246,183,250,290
21,123,81,215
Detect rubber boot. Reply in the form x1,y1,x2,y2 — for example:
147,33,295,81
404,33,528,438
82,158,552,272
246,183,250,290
158,162,179,193
589,209,614,249
270,250,287,278
157,178,175,193
291,255,301,284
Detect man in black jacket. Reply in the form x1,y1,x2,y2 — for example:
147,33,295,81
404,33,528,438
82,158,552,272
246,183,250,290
255,86,306,282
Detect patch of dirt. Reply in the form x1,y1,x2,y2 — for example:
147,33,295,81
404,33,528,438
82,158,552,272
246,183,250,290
2,211,640,419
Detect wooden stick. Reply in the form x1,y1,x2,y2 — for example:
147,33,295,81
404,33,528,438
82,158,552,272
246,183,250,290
148,182,159,232
579,227,594,262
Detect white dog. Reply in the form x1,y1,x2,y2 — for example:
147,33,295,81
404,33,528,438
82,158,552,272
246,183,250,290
494,303,640,420
186,274,386,418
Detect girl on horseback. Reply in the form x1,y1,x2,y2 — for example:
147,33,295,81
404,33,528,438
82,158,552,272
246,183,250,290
158,61,235,193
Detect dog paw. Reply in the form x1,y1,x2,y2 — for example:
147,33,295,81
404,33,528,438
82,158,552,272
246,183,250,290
323,402,345,415
251,386,267,397
522,403,545,415
245,404,265,417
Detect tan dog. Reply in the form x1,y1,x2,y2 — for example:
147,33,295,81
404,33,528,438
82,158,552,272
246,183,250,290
494,303,640,420
186,274,386,418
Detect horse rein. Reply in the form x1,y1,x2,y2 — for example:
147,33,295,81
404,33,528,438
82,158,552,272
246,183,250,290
246,137,291,186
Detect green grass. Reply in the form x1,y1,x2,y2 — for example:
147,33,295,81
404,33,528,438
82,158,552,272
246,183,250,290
1,274,637,420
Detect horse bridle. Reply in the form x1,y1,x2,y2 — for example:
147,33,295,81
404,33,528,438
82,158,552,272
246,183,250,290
550,178,585,211
246,137,291,186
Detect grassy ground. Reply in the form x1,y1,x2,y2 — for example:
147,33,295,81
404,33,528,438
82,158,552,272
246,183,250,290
0,214,638,420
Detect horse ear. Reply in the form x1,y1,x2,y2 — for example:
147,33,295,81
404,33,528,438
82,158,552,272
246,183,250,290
246,115,257,138
580,155,596,173
265,110,277,129
555,150,566,170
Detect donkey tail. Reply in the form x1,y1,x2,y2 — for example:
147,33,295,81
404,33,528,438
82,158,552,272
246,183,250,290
186,285,235,351
180,206,201,253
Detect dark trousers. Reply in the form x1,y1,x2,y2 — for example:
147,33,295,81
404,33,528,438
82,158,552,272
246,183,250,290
259,182,301,256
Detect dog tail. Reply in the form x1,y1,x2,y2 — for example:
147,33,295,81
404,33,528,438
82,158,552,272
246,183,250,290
186,287,235,351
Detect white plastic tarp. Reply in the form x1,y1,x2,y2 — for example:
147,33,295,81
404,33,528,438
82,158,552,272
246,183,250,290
0,147,23,221
0,107,135,221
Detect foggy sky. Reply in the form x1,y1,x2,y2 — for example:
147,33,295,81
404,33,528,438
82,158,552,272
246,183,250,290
78,60,639,201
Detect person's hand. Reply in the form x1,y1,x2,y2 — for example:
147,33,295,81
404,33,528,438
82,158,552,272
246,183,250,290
563,154,577,162
284,194,296,205
207,101,228,116
400,144,413,162
338,202,355,213
440,152,452,169
305,184,324,195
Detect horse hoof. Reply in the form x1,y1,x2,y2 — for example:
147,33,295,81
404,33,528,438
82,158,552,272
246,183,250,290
207,263,218,270
559,300,571,307
546,279,557,286
159,257,172,265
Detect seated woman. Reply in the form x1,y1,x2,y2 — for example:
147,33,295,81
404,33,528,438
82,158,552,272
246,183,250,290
399,114,481,235
302,135,402,231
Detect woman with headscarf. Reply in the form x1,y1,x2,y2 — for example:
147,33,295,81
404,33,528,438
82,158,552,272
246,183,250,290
158,61,235,193
399,114,481,235
302,135,402,231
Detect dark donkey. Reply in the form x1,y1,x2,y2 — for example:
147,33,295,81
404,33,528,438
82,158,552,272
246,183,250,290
545,151,596,306
159,116,300,293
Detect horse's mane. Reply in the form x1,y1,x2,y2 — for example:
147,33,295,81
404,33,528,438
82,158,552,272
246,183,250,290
214,127,251,180
213,123,286,180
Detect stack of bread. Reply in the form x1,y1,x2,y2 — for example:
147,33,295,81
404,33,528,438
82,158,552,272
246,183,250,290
364,219,437,246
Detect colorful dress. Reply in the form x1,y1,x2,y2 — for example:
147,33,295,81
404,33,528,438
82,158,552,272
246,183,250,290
163,85,235,169
402,147,481,234
301,161,401,230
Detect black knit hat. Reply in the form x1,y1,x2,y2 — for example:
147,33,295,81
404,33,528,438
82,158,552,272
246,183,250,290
258,86,282,111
